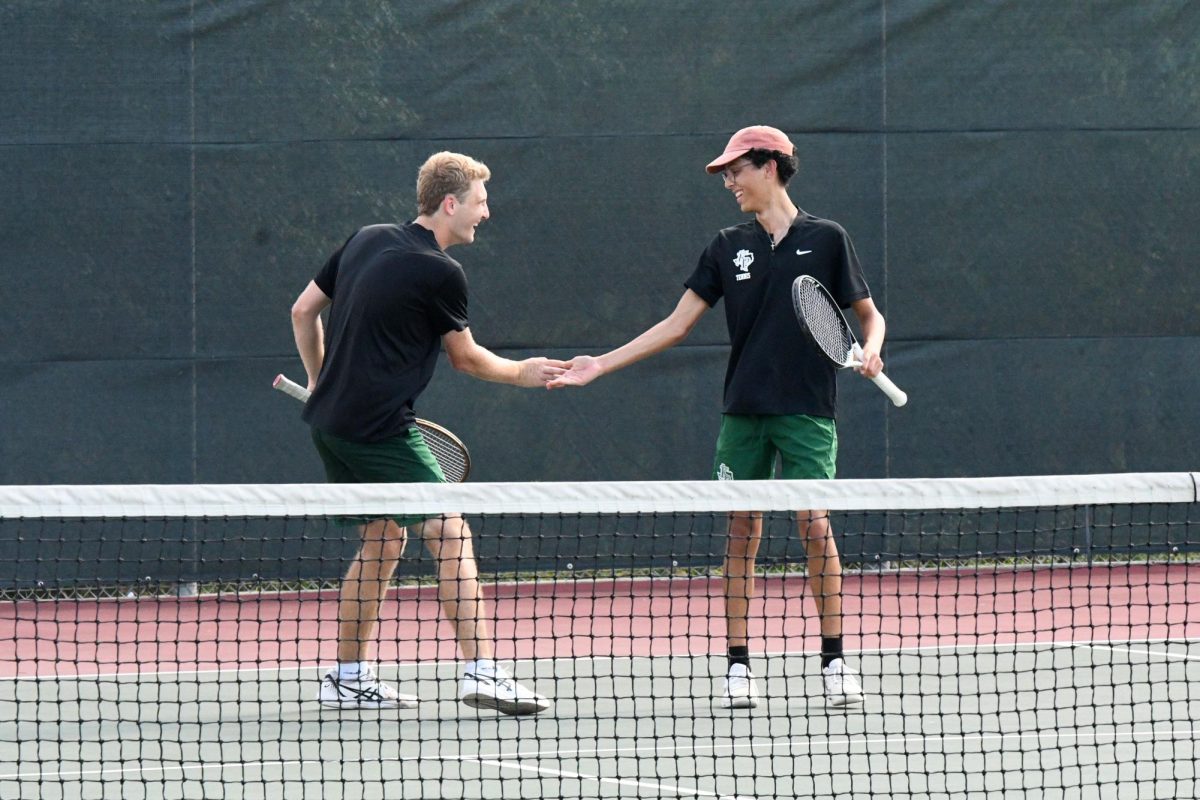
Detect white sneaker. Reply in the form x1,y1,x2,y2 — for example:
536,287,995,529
459,664,551,716
720,663,760,709
318,667,418,710
822,658,864,707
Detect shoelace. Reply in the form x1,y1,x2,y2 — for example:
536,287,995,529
334,676,389,701
466,672,517,693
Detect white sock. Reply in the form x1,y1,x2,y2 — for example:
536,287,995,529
337,661,371,681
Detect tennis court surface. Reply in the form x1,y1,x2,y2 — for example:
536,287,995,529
1,473,1197,798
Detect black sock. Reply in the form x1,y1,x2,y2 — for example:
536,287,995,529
820,637,843,669
727,645,750,669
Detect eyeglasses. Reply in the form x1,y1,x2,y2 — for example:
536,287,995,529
721,161,754,184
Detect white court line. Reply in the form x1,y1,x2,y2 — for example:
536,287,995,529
476,758,718,798
1083,643,1200,662
6,635,1198,682
822,636,1200,658
2,758,319,782
466,725,1200,770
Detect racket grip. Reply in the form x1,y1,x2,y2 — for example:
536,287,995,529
850,344,908,407
272,374,311,403
870,371,908,407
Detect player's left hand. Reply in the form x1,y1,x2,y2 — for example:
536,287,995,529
856,347,884,378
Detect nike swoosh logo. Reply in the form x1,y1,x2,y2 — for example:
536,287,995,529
796,250,812,256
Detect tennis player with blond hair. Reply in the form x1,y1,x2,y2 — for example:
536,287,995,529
292,151,564,715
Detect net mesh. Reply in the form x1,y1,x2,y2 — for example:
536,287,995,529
1,474,1197,800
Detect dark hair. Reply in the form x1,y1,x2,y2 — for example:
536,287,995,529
744,148,798,185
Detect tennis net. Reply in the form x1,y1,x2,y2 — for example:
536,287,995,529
1,473,1197,799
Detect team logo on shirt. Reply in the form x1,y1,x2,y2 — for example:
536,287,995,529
733,249,754,281
717,463,735,481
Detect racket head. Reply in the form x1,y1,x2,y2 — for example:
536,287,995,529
415,419,472,483
791,275,857,367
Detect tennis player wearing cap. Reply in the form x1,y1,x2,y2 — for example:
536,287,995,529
549,125,886,708
291,151,564,715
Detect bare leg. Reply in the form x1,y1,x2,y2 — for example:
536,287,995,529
416,515,493,662
337,519,407,664
797,510,842,638
421,515,549,715
799,510,863,703
724,511,763,648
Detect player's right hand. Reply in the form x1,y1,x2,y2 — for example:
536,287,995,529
546,355,602,389
518,357,569,387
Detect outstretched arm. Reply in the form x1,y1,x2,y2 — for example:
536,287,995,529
443,328,568,387
547,289,710,389
291,281,332,391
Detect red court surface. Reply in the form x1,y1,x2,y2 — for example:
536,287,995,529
2,563,1197,678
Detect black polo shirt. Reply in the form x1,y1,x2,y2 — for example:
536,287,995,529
302,222,468,442
684,210,870,418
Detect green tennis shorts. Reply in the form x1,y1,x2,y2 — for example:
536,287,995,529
310,426,446,527
711,413,838,481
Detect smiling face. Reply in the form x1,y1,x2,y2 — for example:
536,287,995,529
446,179,490,246
414,152,492,249
719,158,771,213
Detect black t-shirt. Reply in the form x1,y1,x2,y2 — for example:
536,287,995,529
302,222,468,442
684,211,870,418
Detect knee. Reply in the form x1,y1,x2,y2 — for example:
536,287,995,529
379,535,406,560
725,534,758,570
726,534,753,558
726,514,760,550
797,512,831,541
423,516,472,558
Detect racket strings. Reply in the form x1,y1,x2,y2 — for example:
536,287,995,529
795,283,853,363
421,429,469,482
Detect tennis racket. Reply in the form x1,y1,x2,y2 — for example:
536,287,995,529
272,374,472,482
791,275,908,408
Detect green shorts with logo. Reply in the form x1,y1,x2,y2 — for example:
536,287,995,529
310,426,446,527
711,413,837,481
